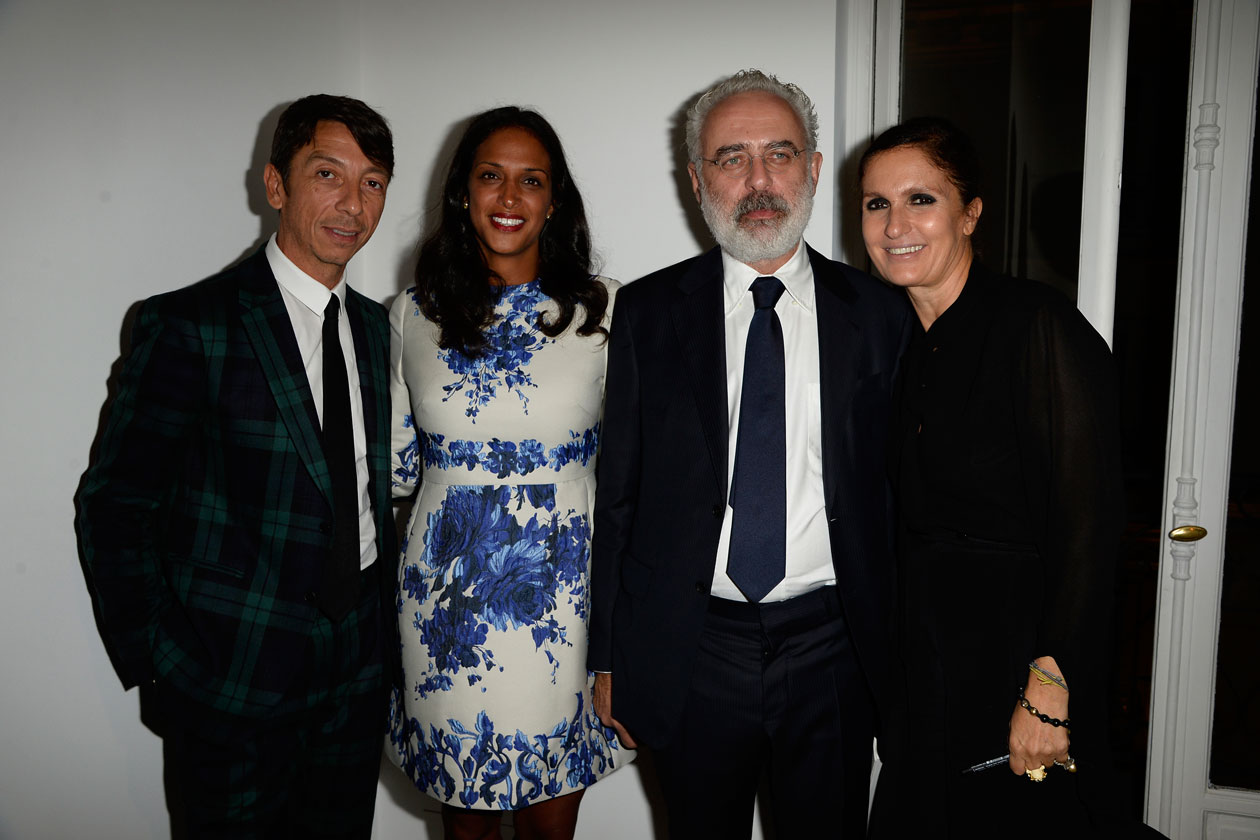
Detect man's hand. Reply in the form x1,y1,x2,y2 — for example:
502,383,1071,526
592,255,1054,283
593,672,637,748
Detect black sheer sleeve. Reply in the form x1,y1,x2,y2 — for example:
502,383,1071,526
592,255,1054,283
1014,295,1125,687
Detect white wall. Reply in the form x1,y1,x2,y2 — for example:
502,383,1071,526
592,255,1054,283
0,1,842,837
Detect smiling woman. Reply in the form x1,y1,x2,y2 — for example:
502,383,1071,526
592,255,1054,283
384,106,632,840
465,126,554,281
861,118,1132,838
859,134,982,329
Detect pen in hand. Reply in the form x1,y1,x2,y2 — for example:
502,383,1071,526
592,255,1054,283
961,754,1077,775
960,754,1010,775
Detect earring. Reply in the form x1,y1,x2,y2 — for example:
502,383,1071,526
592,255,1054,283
462,198,469,210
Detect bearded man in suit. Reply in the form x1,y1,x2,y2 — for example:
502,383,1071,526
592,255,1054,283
589,70,911,838
78,94,398,838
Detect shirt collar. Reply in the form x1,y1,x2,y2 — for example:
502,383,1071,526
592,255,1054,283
721,239,814,316
265,234,347,315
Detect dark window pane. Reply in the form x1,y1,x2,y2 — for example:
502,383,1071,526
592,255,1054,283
901,0,1090,296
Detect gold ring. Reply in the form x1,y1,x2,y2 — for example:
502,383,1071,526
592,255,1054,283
1054,757,1077,773
1025,765,1047,782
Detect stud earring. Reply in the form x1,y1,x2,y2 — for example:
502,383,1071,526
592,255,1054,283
462,198,469,210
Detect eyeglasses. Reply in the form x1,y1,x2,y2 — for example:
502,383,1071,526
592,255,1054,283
699,146,812,178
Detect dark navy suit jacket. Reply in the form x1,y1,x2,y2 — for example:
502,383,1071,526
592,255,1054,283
588,244,912,748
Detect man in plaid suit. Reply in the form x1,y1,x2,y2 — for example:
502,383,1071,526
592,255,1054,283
77,94,398,837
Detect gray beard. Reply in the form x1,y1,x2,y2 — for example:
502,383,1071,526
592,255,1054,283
700,184,814,266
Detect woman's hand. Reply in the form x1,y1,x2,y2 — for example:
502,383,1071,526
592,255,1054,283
1008,656,1071,777
593,672,637,749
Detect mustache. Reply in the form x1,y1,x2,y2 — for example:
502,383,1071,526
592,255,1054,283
735,191,790,218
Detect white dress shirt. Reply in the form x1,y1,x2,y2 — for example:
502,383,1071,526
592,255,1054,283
266,235,377,570
709,241,833,602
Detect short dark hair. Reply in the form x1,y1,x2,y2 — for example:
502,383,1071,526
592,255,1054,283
858,116,982,206
415,106,606,355
269,94,394,185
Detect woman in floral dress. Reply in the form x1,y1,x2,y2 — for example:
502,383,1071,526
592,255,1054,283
388,106,632,839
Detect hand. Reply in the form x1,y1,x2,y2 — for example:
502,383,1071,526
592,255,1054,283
1008,657,1070,776
593,672,637,749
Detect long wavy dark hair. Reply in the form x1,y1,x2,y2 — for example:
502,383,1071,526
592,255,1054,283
415,106,607,354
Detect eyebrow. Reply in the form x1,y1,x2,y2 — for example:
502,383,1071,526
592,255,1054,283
711,139,801,157
308,151,389,178
862,183,938,199
475,160,549,174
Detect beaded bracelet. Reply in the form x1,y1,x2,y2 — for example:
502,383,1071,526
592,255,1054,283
1018,685,1071,731
1029,660,1069,691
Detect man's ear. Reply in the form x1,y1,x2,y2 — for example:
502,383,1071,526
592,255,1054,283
688,162,703,205
263,163,286,211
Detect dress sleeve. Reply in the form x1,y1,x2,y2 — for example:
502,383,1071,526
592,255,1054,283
389,289,420,499
1014,300,1124,685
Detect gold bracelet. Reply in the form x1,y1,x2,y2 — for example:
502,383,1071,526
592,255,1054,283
1029,660,1068,691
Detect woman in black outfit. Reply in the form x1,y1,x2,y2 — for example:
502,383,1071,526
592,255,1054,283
860,117,1126,838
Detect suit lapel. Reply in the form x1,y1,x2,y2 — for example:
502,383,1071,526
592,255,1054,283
671,248,729,497
811,247,863,517
236,251,333,502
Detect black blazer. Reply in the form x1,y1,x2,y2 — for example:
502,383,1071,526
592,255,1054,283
78,248,399,717
588,245,912,748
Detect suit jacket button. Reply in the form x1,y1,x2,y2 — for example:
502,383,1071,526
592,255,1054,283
695,581,709,594
320,520,334,535
304,590,317,603
711,504,723,517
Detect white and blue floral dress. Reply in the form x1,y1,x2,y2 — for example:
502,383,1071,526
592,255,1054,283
387,277,632,810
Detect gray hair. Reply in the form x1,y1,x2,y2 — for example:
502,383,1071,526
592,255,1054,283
685,69,819,163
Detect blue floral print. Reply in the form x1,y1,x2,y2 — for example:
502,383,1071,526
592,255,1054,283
418,424,599,479
394,413,420,485
390,693,624,810
400,485,589,693
390,275,628,809
412,282,552,422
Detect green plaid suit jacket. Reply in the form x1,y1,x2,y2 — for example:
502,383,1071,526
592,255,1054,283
78,248,397,717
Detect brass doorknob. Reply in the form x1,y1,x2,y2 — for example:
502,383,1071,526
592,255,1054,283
1168,525,1208,542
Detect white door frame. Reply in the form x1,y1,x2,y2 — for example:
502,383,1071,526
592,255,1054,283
1077,1,1130,345
1146,1,1260,837
832,0,901,265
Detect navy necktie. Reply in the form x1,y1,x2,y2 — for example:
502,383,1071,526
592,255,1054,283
320,294,360,621
726,276,786,602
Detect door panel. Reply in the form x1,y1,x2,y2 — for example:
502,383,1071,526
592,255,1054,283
1148,2,1260,836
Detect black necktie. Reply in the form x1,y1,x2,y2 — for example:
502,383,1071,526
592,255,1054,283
726,276,786,602
320,294,360,621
